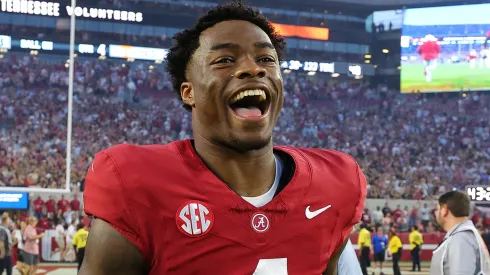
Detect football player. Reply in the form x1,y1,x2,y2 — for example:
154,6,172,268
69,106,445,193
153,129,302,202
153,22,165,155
481,46,490,69
417,34,441,83
469,49,477,69
80,1,367,274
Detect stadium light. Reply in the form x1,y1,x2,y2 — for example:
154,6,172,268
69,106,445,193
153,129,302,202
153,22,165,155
382,49,389,54
364,60,371,64
331,73,340,78
307,71,316,76
283,69,291,74
364,54,372,59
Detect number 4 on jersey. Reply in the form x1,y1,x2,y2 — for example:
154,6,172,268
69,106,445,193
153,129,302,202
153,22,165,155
253,258,288,275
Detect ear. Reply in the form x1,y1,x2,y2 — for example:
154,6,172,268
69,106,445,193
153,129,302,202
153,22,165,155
181,82,195,108
442,205,449,217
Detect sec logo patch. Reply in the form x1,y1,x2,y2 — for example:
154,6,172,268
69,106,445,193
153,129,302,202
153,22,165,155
176,201,214,237
251,213,270,233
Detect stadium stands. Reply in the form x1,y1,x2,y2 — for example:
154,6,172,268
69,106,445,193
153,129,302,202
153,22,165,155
1,55,488,199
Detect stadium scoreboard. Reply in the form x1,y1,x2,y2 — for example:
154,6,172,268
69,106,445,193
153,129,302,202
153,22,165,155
0,34,373,76
467,185,490,203
0,34,169,61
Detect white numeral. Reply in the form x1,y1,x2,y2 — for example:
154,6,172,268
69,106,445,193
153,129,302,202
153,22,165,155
253,258,288,275
97,44,106,56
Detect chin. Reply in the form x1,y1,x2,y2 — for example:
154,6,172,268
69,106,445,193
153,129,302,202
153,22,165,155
227,133,272,152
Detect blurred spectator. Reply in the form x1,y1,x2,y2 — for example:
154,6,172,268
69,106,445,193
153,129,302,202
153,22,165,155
32,196,44,220
371,206,383,227
420,203,431,229
382,203,391,217
70,195,81,214
44,197,56,219
361,208,371,226
57,195,69,214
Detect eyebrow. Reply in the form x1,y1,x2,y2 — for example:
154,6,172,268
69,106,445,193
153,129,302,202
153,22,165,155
209,41,275,51
254,42,274,49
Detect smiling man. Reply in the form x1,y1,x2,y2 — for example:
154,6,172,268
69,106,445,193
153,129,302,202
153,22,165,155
80,1,367,274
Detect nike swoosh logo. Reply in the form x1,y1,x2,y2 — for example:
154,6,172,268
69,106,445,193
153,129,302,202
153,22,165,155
305,205,332,220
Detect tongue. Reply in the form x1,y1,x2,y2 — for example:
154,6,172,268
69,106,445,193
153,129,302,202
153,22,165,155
233,106,262,118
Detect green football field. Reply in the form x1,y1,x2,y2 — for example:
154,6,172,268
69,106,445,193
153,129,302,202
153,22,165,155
401,63,490,93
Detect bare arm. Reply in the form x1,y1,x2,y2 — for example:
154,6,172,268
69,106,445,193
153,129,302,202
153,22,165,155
79,219,146,275
323,238,349,275
0,240,5,258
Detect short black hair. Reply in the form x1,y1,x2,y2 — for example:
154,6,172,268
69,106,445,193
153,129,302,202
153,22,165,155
165,0,286,111
438,190,470,217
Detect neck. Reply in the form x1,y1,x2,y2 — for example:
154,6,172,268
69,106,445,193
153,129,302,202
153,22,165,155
444,217,469,232
193,135,276,197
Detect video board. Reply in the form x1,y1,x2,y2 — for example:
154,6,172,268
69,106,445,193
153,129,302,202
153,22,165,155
400,4,490,93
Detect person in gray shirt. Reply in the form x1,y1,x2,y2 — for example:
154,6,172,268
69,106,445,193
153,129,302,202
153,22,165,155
0,216,13,275
430,191,490,275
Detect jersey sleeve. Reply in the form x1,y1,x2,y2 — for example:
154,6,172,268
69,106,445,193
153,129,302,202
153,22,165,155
83,151,145,256
332,164,367,256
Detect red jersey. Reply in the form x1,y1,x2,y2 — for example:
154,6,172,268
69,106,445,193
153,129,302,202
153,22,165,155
392,208,403,221
71,199,81,211
33,198,44,213
45,199,56,213
84,140,366,274
362,212,371,224
57,199,69,212
417,41,441,61
37,218,49,232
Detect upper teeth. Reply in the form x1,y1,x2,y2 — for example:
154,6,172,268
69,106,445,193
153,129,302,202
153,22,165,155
230,89,267,104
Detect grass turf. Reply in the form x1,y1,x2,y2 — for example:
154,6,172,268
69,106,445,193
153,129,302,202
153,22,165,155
401,62,490,93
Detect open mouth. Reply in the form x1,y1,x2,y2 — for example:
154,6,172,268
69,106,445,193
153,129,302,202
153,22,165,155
229,89,270,119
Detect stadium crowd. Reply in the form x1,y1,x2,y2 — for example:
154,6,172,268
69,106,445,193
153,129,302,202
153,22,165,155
1,54,489,199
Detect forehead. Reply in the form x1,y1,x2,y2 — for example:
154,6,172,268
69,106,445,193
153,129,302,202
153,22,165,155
198,20,273,51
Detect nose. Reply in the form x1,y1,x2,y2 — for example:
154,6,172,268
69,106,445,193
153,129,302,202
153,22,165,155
233,59,266,79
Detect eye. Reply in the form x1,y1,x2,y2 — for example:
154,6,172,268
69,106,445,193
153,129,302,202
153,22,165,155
214,57,234,64
258,57,275,63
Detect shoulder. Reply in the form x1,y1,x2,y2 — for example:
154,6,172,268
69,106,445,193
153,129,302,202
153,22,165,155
295,147,366,199
450,231,479,250
86,141,183,193
100,142,181,168
286,147,359,169
280,147,363,181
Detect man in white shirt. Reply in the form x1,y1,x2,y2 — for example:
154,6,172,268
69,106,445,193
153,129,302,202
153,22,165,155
371,206,384,227
420,203,430,229
53,221,67,261
65,220,77,262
